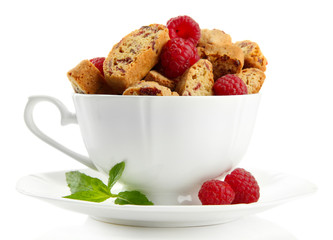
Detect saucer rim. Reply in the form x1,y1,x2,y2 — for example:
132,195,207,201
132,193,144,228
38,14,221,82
16,168,317,211
16,168,317,227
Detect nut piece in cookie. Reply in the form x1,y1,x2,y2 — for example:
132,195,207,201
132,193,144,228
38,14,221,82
103,24,170,94
67,60,115,94
197,29,232,57
175,59,214,96
144,70,176,90
234,40,267,71
123,81,179,96
200,44,244,80
236,68,266,94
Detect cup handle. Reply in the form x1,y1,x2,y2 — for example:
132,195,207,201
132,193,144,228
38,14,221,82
24,95,97,170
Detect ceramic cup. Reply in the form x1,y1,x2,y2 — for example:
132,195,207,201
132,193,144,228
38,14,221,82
24,94,260,205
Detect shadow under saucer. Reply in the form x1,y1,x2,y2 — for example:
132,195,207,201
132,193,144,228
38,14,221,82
35,216,297,240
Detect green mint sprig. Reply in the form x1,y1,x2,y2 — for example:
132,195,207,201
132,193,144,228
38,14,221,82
63,161,153,205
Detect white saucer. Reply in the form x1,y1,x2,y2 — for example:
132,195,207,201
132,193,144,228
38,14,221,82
16,168,317,227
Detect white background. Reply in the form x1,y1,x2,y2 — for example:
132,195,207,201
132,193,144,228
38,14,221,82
1,0,332,239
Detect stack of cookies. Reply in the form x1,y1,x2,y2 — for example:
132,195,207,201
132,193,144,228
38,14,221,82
67,16,267,96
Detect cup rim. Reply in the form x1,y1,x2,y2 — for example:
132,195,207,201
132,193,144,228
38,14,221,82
73,93,260,99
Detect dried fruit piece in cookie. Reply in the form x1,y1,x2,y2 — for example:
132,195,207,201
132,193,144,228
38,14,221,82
234,40,267,71
160,38,200,78
236,68,266,94
213,74,247,95
123,81,178,96
197,29,232,57
144,70,176,90
90,57,105,77
67,60,115,94
200,44,244,80
175,59,214,96
103,24,170,94
166,15,201,45
225,168,260,204
198,180,235,205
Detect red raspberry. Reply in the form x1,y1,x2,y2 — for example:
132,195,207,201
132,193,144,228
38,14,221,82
167,15,201,45
213,74,248,95
90,57,105,76
198,180,235,205
225,168,260,204
160,38,199,78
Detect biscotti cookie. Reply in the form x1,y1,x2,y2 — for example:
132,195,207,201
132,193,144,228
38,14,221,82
175,59,214,96
236,68,266,94
123,81,179,96
234,40,267,71
197,29,232,57
67,60,115,94
144,70,176,90
200,44,244,80
103,24,170,94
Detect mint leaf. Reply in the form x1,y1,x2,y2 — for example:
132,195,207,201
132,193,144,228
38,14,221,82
65,171,110,195
64,191,111,203
115,191,154,205
63,164,154,205
64,171,111,202
108,161,125,189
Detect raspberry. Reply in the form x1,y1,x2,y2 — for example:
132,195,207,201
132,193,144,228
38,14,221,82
213,74,248,95
160,38,199,78
90,57,105,76
167,15,201,45
225,168,260,204
198,180,235,205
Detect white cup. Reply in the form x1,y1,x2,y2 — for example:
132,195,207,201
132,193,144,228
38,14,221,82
24,94,261,205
